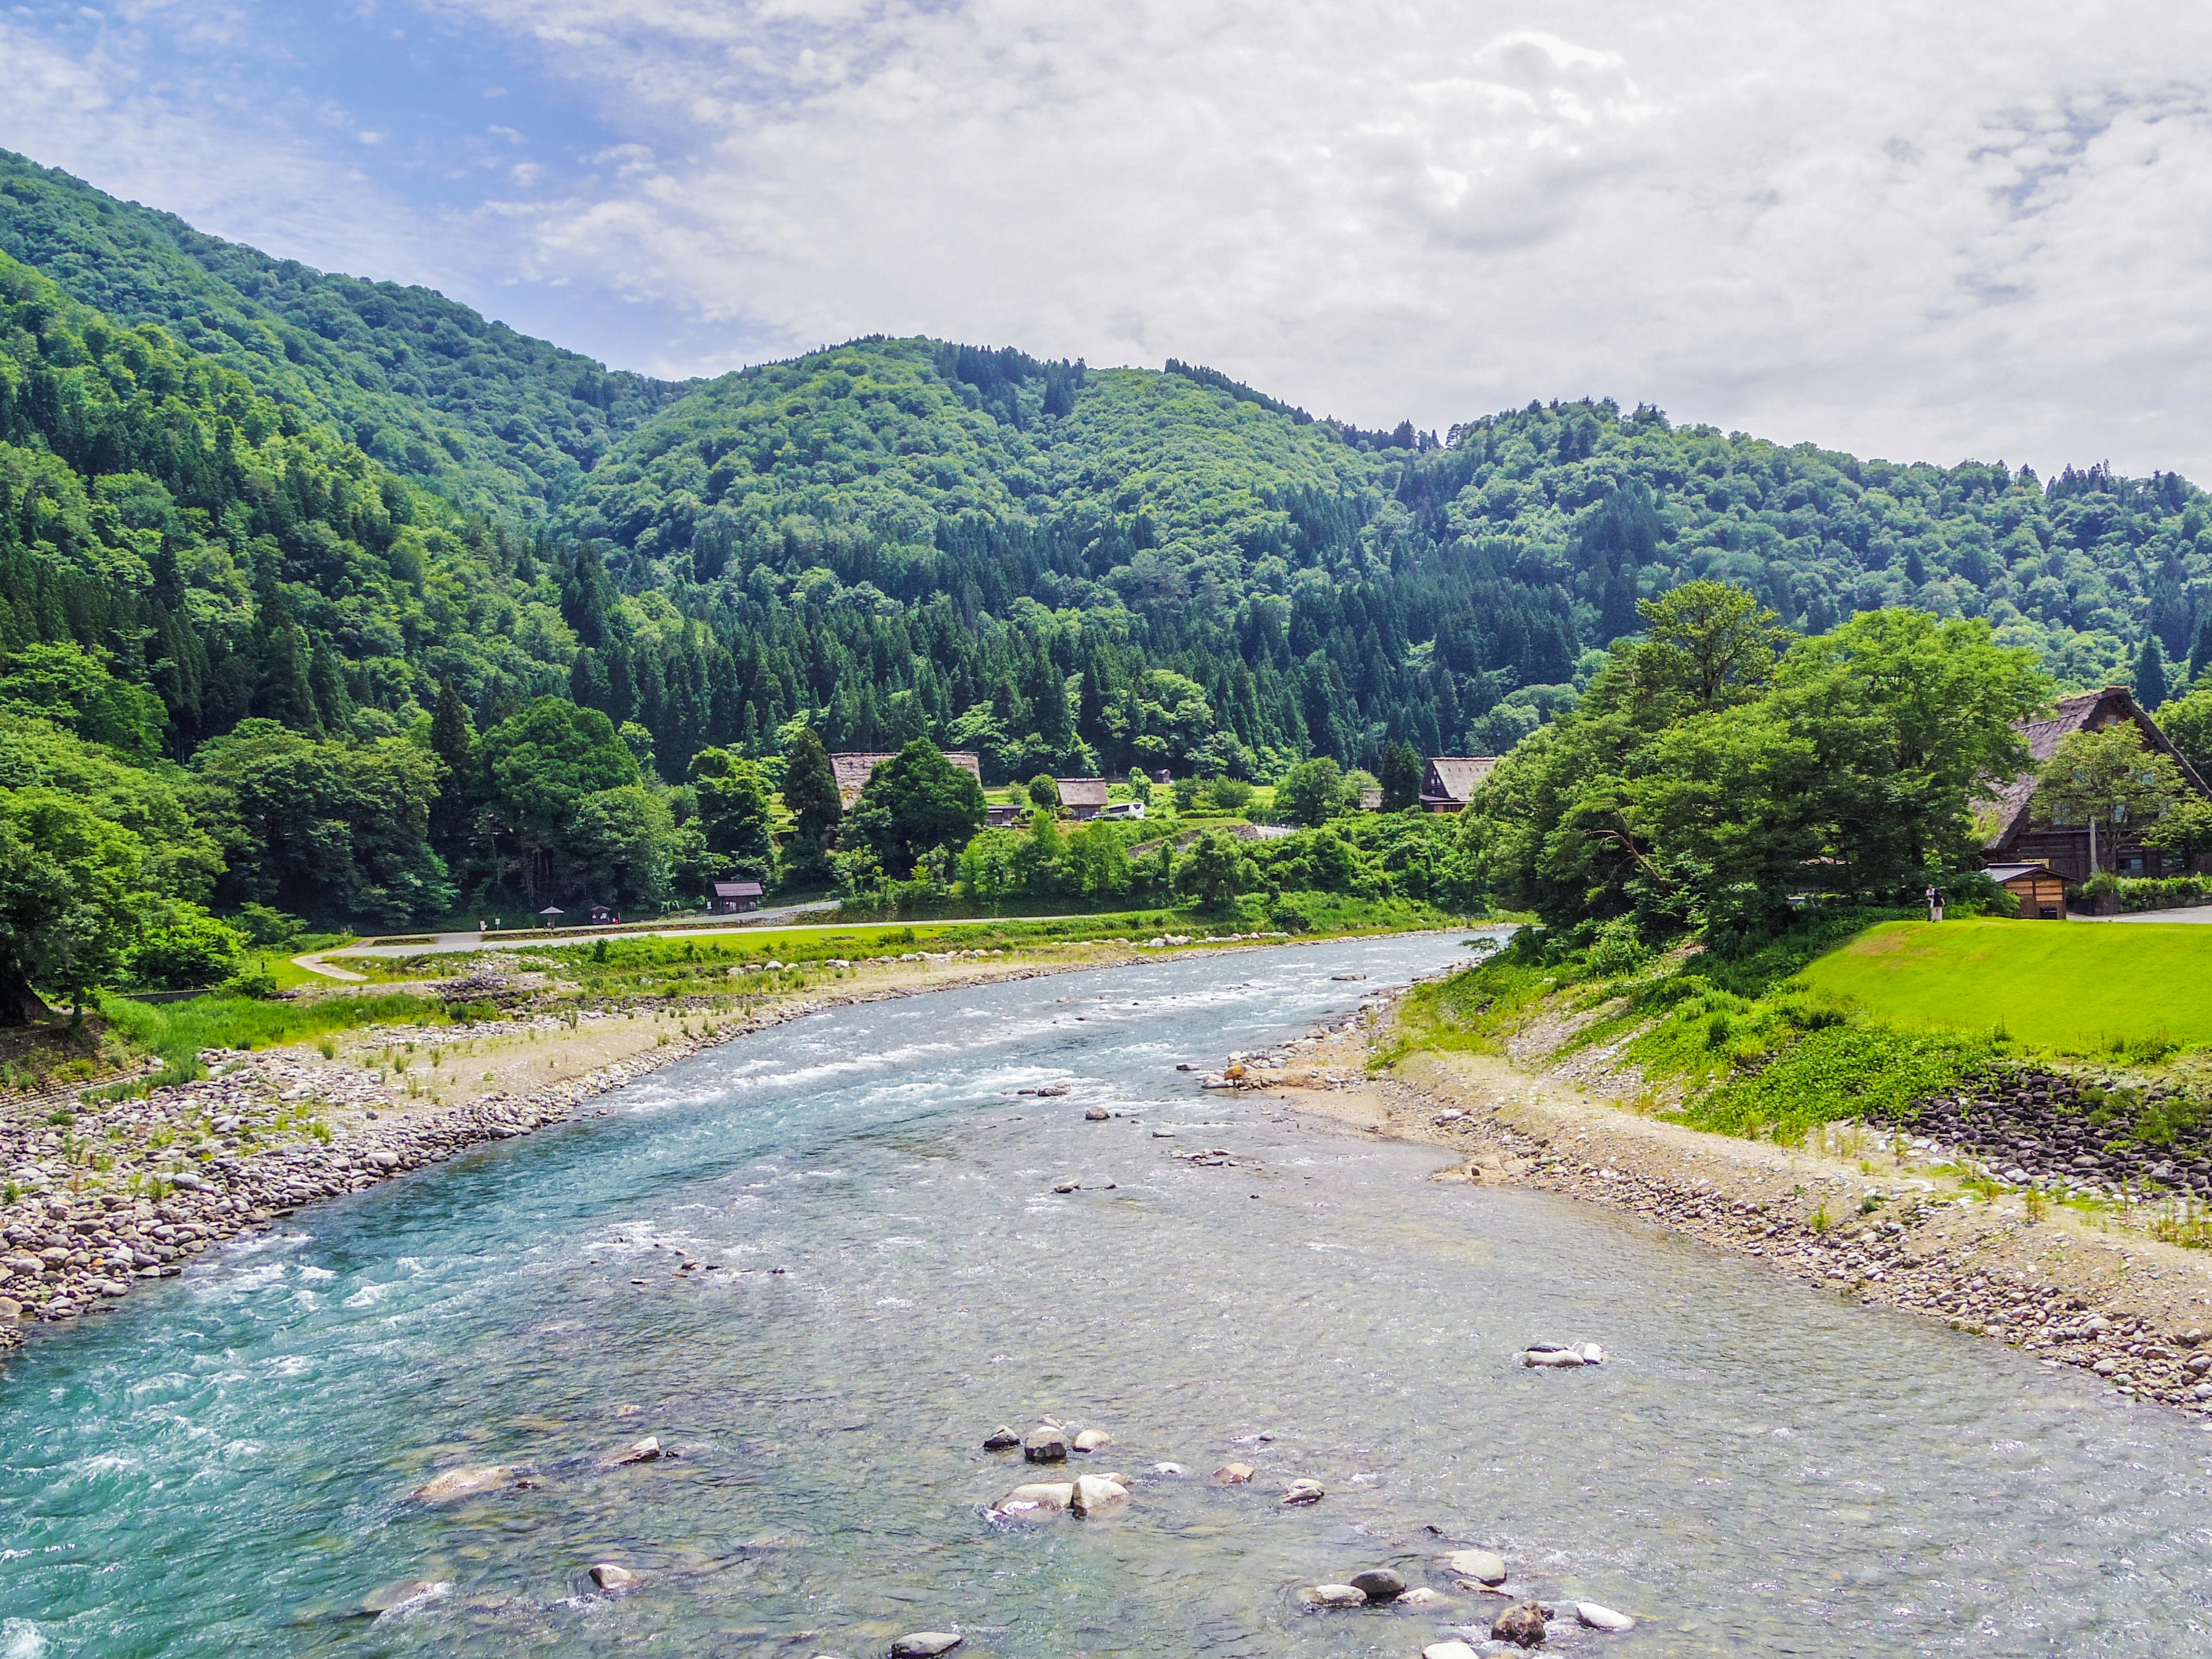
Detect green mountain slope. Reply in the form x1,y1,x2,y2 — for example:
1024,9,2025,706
0,150,690,520
0,248,573,752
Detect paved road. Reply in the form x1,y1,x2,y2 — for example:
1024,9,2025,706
2075,904,2212,925
316,900,847,964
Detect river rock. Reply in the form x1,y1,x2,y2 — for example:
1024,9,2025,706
1085,1106,1110,1120
1214,1462,1255,1483
410,1463,516,1503
1493,1601,1548,1646
1348,1567,1406,1602
889,1634,964,1658
1070,1474,1130,1516
1522,1345,1585,1368
359,1578,444,1615
1445,1548,1508,1584
994,1481,1076,1516
1579,1343,1605,1364
1051,1179,1080,1194
1022,1423,1070,1463
1072,1428,1112,1452
1576,1601,1635,1631
601,1435,661,1467
983,1425,1021,1450
1423,1644,1480,1659
1281,1479,1325,1505
1300,1584,1368,1607
1398,1586,1445,1607
589,1563,639,1592
1152,1461,1185,1475
0,1297,20,1321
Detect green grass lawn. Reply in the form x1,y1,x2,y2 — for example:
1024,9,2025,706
1794,918,2212,1053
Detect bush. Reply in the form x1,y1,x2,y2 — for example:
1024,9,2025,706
1207,777,1255,811
232,903,308,949
124,906,246,990
2117,876,2212,912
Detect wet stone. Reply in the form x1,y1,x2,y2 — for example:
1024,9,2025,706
1493,1601,1548,1647
1021,1423,1069,1463
1281,1479,1325,1505
1576,1601,1635,1631
1214,1462,1255,1483
888,1635,964,1658
1348,1567,1406,1601
982,1426,1021,1450
1300,1584,1367,1608
1445,1548,1508,1585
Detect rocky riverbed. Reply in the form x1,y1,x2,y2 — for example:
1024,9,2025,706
1254,991,2212,1417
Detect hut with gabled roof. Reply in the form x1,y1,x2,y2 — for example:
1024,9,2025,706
1978,687,2212,881
1420,756,1498,813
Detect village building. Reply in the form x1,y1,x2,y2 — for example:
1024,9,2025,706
709,880,764,914
983,802,1025,828
1979,687,2212,882
588,903,620,926
829,750,984,805
1984,862,2069,921
1054,778,1111,820
1419,755,1499,813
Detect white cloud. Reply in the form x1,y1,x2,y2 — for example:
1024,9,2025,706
10,0,2212,479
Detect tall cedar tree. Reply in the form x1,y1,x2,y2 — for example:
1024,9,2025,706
782,726,843,848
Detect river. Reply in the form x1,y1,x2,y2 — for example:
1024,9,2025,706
5,933,2212,1657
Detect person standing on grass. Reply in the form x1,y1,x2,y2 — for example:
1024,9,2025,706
1926,884,1944,923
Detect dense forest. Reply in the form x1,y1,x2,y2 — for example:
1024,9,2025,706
3,151,2212,976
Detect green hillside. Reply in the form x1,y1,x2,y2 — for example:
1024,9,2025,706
1794,919,2212,1051
0,150,690,519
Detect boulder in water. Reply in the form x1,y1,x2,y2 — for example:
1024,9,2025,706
1070,1474,1130,1516
410,1464,516,1503
1214,1462,1255,1483
1300,1584,1367,1607
1445,1547,1508,1585
589,1563,639,1593
889,1635,964,1658
982,1425,1021,1450
1022,1423,1070,1463
1522,1345,1585,1368
600,1435,661,1468
1398,1586,1445,1606
1423,1644,1480,1659
1152,1461,1185,1475
1072,1428,1112,1452
358,1578,444,1615
1281,1479,1325,1506
1493,1601,1548,1646
1348,1567,1406,1602
1576,1601,1635,1631
993,1481,1075,1517
1085,1106,1110,1121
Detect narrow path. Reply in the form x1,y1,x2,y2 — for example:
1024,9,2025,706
290,952,367,982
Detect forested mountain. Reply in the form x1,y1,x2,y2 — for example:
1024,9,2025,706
3,153,2211,945
0,151,688,519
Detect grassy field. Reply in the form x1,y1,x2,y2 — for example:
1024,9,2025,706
1794,919,2212,1053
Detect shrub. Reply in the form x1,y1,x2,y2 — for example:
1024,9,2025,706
124,905,246,990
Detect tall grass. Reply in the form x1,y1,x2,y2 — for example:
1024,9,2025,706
97,991,441,1080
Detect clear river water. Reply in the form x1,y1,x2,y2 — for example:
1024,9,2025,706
6,933,2212,1658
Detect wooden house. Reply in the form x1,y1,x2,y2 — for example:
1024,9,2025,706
1055,778,1111,820
1978,687,2212,881
983,802,1025,828
710,880,764,914
588,903,620,926
1419,756,1499,813
829,750,983,805
1984,862,2068,920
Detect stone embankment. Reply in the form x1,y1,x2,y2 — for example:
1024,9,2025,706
1247,993,2212,1418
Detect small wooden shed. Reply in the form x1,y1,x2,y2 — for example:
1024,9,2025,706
1985,861,2067,920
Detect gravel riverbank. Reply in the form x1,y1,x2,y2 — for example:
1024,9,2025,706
0,947,1146,1362
1237,989,2212,1417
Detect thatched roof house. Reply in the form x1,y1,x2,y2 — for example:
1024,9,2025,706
1055,778,1111,819
1979,687,2212,880
830,749,983,804
1421,756,1498,813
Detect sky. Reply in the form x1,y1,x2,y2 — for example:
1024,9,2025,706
5,1,2212,478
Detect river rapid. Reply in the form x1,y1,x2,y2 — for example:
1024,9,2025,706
5,933,2212,1658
